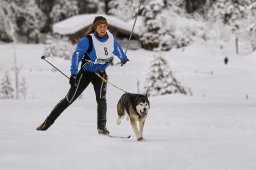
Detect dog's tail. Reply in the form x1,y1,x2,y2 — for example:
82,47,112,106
116,115,130,125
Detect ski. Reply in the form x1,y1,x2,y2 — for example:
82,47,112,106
100,133,131,139
108,134,131,139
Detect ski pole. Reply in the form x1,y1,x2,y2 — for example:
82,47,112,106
124,0,144,55
41,56,128,93
121,0,144,67
41,56,69,79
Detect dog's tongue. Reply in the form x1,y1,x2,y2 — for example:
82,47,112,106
140,112,146,117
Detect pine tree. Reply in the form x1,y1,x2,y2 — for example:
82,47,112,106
140,0,164,50
184,0,207,14
77,0,98,14
108,0,135,21
0,2,12,42
36,0,55,33
22,0,46,43
50,0,78,23
0,72,14,99
140,0,179,51
207,0,253,26
0,0,46,43
144,52,187,96
247,2,256,51
0,0,19,42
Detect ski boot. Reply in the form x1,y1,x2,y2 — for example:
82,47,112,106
97,127,110,135
36,119,54,131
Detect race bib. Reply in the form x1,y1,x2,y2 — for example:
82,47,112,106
91,30,114,64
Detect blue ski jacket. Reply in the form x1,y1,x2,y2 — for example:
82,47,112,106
70,32,128,75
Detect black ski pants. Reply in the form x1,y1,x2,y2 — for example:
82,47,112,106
45,70,108,129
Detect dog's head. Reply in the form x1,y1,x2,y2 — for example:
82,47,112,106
134,94,150,119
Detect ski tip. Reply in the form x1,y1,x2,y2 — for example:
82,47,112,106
41,56,45,60
127,135,131,138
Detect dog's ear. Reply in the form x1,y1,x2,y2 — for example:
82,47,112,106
143,92,148,97
143,93,150,109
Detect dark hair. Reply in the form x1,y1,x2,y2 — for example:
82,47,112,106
85,25,94,36
93,16,107,24
85,16,108,36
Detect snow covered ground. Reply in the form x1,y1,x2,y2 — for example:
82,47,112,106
0,40,256,170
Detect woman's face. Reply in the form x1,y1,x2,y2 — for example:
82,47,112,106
96,24,107,37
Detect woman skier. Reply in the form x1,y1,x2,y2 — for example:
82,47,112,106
36,16,128,135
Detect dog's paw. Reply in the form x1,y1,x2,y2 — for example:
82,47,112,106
137,137,143,141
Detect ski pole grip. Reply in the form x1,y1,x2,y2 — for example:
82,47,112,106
41,56,46,60
121,59,129,66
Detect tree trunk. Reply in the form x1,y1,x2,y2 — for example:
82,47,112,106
105,0,110,14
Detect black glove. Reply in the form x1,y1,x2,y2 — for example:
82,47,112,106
69,75,77,86
121,58,129,66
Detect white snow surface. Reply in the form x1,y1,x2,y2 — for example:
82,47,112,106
0,40,256,170
53,14,141,35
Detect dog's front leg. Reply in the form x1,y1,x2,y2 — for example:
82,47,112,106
130,120,143,141
139,120,145,139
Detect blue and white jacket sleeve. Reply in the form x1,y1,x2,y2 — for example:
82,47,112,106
113,37,128,62
70,37,89,75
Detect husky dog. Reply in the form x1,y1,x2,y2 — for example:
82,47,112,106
116,93,150,141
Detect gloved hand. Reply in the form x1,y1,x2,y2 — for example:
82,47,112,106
121,58,129,66
69,75,77,86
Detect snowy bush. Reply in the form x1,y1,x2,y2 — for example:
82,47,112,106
144,52,188,96
44,35,74,59
174,30,193,48
0,69,28,99
0,72,14,99
18,77,27,99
